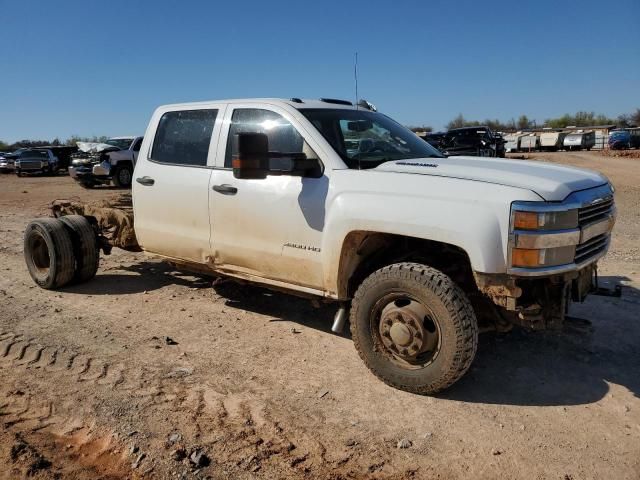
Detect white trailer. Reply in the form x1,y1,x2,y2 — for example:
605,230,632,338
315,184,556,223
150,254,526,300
540,131,566,151
503,133,525,152
519,134,540,151
564,131,596,151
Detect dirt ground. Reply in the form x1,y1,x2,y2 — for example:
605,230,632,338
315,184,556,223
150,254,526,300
0,151,638,480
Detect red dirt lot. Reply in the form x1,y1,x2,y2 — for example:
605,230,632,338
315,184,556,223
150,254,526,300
1,151,639,479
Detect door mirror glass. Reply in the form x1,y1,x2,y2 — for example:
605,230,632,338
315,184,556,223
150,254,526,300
232,132,269,179
232,132,322,179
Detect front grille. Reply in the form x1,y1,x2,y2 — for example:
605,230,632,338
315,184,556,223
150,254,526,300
578,198,614,226
18,160,44,170
574,233,609,264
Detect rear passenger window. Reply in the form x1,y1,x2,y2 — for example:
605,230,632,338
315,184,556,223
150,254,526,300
225,109,304,167
151,109,217,166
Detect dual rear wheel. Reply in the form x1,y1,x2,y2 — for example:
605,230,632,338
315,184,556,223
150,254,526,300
24,216,99,289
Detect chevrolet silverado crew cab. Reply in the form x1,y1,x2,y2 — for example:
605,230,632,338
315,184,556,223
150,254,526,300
23,98,617,394
69,136,143,188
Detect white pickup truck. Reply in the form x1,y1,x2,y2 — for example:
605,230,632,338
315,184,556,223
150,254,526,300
23,98,617,394
69,136,143,188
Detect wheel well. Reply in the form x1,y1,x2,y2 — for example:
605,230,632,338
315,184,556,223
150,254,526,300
113,160,133,170
338,231,476,299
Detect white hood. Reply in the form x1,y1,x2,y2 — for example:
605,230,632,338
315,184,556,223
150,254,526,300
373,156,608,201
76,142,120,153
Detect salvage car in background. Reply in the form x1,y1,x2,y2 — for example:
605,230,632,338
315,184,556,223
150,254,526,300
608,129,640,149
15,149,60,176
440,126,506,157
34,145,78,170
0,152,14,173
69,136,143,188
422,132,446,150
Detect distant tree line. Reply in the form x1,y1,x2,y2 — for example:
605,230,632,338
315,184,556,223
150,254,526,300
3,109,639,150
444,109,640,132
0,135,110,152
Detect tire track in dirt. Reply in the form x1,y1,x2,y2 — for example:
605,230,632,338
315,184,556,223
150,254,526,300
0,328,362,478
0,331,128,390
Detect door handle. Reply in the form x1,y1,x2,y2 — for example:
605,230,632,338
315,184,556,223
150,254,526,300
212,184,238,195
136,176,155,186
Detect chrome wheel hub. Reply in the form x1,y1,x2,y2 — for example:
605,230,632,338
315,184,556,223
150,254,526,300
377,298,440,365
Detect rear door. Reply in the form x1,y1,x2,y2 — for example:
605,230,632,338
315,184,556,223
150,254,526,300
133,105,225,263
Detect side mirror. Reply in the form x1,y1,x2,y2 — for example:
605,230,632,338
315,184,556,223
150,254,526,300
233,132,269,179
233,132,323,180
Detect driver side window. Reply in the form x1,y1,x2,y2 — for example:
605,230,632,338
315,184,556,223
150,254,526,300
224,109,305,168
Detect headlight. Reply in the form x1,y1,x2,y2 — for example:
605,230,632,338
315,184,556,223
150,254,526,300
512,209,578,230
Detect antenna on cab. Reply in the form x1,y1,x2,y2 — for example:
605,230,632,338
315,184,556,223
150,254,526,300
354,52,359,110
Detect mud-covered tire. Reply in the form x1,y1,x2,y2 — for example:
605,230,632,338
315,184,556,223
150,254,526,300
350,263,478,395
112,164,132,188
24,218,76,289
59,215,99,283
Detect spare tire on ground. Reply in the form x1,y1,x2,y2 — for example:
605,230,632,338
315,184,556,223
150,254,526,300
59,215,100,283
24,218,76,289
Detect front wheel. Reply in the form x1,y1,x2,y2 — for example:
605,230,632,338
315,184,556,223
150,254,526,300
350,263,478,394
112,164,133,188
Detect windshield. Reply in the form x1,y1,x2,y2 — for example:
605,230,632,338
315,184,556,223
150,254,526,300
300,109,444,169
105,138,133,149
20,150,49,159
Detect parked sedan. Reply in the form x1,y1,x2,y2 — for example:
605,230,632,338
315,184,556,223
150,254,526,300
14,149,59,176
0,152,15,173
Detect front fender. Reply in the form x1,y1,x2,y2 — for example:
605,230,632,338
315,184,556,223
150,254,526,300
321,174,541,297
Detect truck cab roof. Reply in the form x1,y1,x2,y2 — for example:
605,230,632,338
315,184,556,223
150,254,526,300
157,98,365,111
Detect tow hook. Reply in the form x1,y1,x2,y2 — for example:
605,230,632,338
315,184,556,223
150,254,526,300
592,284,622,298
331,303,349,334
592,270,622,298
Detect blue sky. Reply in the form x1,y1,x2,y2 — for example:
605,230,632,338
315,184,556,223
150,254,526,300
1,0,638,142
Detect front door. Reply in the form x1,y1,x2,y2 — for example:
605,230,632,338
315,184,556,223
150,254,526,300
209,106,327,290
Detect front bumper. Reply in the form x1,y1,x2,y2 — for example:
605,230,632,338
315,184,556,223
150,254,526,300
69,161,111,180
15,161,47,172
